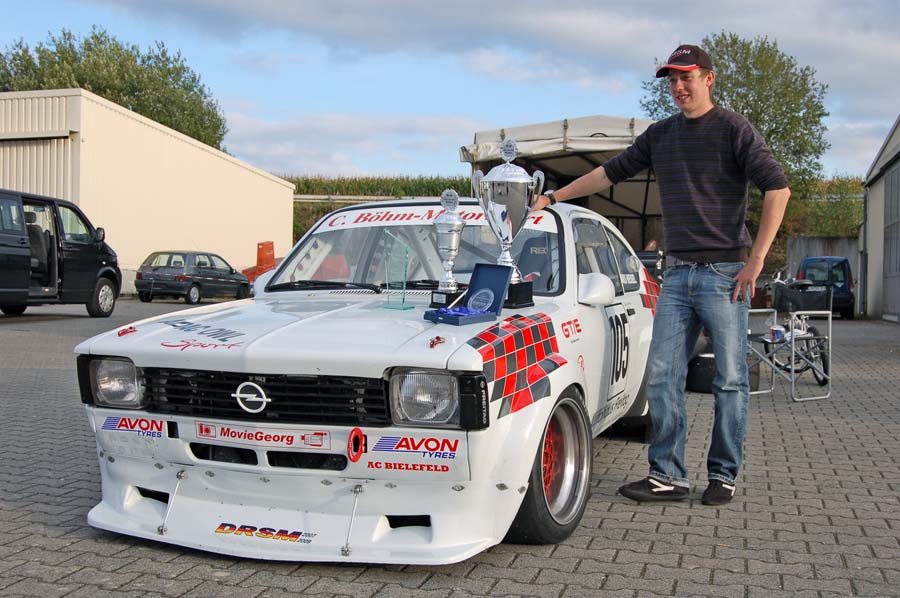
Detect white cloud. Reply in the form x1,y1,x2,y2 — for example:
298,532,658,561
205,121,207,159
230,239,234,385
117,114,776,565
85,0,900,176
225,110,491,176
823,120,892,176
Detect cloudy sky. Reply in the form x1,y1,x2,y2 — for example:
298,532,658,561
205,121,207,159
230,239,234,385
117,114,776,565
4,0,898,178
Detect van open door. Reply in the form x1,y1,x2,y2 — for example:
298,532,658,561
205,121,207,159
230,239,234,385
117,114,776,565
0,192,30,311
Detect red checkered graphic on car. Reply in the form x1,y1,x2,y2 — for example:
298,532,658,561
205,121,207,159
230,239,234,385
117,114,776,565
640,267,660,316
467,313,567,418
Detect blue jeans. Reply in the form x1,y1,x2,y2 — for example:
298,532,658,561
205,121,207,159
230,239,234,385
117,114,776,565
645,263,750,487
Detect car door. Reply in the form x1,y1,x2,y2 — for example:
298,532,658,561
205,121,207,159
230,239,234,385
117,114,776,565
194,253,221,296
57,203,103,301
210,254,239,297
0,192,29,305
571,216,630,431
602,223,652,408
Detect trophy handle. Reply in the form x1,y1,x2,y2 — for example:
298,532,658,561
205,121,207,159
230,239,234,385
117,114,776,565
472,170,484,200
532,170,545,202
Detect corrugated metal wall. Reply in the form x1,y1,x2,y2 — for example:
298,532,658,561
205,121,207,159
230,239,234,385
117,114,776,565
0,92,76,200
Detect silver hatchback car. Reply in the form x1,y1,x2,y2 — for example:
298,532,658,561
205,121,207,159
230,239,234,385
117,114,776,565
134,250,250,304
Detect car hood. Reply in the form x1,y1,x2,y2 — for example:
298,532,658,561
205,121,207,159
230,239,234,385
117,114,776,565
75,295,499,376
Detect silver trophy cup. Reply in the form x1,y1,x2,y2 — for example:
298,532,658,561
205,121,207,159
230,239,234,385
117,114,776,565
472,139,544,307
430,189,466,308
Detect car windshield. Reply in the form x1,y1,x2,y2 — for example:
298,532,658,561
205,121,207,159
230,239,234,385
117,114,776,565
804,260,843,283
271,203,562,294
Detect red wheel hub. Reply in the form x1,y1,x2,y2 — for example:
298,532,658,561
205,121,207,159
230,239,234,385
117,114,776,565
542,418,563,499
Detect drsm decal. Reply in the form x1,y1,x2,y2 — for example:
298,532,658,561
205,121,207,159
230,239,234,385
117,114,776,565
467,313,566,418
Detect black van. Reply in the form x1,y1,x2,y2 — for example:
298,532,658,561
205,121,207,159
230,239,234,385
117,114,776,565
0,189,121,317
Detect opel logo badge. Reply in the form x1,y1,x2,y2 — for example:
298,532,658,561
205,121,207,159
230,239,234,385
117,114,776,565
232,381,271,414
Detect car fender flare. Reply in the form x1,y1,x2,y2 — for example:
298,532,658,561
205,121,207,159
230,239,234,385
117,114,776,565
478,367,585,488
95,267,121,295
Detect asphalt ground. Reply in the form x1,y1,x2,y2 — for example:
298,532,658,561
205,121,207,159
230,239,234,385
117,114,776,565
1,298,898,597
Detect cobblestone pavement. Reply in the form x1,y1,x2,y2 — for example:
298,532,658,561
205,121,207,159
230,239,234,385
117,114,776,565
1,301,898,597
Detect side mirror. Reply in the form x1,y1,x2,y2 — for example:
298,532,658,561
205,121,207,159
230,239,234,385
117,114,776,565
253,269,276,298
94,227,106,243
578,272,616,306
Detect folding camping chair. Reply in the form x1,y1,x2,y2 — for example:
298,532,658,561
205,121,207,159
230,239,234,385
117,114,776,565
748,282,833,402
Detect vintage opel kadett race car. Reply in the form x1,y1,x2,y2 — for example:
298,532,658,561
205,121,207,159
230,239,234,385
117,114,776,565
75,198,658,564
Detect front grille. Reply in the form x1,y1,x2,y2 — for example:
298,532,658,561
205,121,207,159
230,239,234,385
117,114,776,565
142,368,390,426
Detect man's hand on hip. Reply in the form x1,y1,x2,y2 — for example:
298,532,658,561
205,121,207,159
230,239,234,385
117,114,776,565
732,256,764,303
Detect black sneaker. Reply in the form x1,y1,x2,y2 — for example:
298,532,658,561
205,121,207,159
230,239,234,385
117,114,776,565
618,477,689,502
701,480,736,505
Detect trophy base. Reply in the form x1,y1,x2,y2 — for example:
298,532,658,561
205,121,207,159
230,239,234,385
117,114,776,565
503,281,534,309
430,289,465,309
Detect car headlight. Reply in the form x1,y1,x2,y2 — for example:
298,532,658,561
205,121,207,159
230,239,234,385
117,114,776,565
89,358,146,409
389,369,460,427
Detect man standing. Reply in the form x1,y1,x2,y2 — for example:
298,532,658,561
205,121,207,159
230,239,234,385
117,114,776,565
535,44,790,505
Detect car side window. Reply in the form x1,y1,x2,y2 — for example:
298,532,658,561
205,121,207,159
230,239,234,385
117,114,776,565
573,218,623,295
195,254,212,268
210,255,230,271
605,226,642,293
57,205,93,243
0,198,24,232
831,262,846,283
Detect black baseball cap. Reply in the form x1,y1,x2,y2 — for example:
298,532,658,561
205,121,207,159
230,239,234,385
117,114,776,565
655,44,713,77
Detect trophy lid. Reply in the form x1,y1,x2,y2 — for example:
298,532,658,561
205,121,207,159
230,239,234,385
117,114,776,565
481,139,534,184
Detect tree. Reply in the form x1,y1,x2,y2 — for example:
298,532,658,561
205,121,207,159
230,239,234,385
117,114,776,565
0,27,227,149
640,31,829,198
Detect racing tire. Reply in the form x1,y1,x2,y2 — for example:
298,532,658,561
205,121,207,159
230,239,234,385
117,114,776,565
138,291,153,303
505,392,593,545
0,304,27,316
236,284,250,299
86,277,116,318
185,284,201,305
807,326,830,386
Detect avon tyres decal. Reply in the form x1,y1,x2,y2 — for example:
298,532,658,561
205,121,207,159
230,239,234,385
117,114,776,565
372,436,458,459
101,417,164,438
467,313,566,418
215,523,317,544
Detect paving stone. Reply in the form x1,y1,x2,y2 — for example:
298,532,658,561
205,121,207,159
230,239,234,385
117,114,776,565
489,579,566,597
604,574,674,593
301,578,384,596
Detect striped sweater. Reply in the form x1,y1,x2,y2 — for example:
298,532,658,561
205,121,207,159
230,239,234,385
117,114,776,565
604,106,788,258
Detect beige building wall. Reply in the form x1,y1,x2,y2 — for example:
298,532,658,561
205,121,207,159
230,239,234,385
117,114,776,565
0,88,294,293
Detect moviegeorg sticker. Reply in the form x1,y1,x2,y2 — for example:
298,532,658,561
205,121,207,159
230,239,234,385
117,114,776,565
196,422,331,449
467,313,566,418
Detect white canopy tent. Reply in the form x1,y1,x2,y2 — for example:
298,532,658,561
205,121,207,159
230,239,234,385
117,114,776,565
460,114,661,250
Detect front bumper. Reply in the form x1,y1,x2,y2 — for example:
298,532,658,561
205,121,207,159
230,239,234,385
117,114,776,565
86,408,524,564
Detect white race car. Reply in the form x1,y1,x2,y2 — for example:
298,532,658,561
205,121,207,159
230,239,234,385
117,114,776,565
75,198,658,564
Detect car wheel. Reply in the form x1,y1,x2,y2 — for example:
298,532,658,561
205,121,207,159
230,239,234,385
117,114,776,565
505,392,592,544
842,308,854,320
0,304,27,316
185,284,201,304
138,291,153,303
236,284,250,299
86,277,116,317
